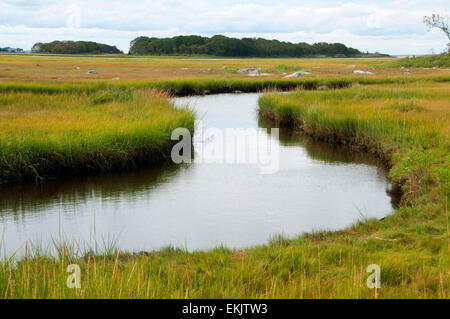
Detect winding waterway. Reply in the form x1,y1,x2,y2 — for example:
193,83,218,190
0,93,397,258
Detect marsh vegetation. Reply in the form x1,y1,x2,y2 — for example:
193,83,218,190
0,88,194,184
0,55,449,299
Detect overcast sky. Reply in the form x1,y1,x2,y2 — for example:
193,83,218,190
1,0,449,54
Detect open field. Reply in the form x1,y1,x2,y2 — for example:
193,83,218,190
1,54,448,97
1,55,450,83
0,55,449,299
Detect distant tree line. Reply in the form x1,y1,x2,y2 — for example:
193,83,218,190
31,41,122,54
129,35,362,57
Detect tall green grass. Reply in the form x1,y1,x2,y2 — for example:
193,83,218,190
0,88,195,184
255,82,449,297
1,76,449,96
1,229,448,298
258,84,449,194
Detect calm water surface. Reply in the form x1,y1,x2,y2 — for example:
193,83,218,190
0,94,397,257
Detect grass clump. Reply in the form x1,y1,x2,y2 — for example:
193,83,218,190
89,87,134,104
262,64,311,74
0,87,195,184
389,99,426,113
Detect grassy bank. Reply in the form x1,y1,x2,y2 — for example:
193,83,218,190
257,82,449,296
0,87,194,184
1,81,448,299
1,76,449,97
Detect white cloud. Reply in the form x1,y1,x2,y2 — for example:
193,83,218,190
0,0,449,54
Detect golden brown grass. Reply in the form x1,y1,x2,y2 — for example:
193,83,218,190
1,55,449,83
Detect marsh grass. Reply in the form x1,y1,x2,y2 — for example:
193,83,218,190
0,87,195,184
255,82,450,298
2,55,449,84
262,64,312,74
1,76,449,97
1,232,448,298
389,99,426,113
1,79,449,299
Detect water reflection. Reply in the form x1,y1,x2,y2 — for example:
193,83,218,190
259,120,401,208
0,163,185,220
0,93,396,256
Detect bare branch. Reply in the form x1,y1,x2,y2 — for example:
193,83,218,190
423,14,450,41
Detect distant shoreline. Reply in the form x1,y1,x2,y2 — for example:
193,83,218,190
0,53,394,59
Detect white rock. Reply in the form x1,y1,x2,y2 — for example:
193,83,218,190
284,71,311,78
348,65,356,69
248,69,261,75
112,77,120,80
87,70,98,74
353,70,373,75
237,68,260,74
284,72,301,78
75,67,81,70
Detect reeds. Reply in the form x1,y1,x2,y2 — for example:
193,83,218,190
0,87,195,184
1,76,449,97
254,82,450,298
1,234,448,298
259,83,450,195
